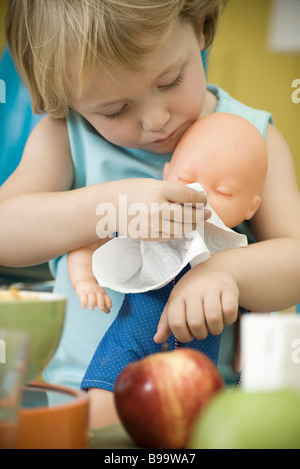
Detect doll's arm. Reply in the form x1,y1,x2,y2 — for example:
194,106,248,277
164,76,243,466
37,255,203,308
67,239,112,312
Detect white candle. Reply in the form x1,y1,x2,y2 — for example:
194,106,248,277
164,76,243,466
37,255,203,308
240,313,300,392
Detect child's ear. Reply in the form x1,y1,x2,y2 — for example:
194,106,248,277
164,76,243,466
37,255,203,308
198,17,206,50
163,162,170,180
245,195,261,220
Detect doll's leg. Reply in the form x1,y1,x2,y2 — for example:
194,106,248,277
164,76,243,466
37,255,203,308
81,284,176,393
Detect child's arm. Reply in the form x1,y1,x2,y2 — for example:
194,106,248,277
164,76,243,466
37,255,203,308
0,116,208,268
67,239,112,312
154,124,300,343
0,116,100,266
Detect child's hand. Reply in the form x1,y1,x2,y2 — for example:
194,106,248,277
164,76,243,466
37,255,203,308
74,280,112,313
153,263,239,344
110,179,210,241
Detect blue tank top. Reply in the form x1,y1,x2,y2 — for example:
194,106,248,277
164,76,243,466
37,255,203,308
44,84,273,389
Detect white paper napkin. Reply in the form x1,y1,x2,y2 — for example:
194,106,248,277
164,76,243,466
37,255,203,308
92,183,247,293
241,313,300,392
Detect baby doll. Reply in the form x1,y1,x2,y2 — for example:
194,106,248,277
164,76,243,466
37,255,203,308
85,112,268,296
164,112,267,229
68,111,268,311
67,112,268,392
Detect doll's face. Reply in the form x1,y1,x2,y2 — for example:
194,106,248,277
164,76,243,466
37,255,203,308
164,151,261,228
163,113,268,228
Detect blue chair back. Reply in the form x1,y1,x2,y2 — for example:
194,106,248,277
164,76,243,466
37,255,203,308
0,47,43,186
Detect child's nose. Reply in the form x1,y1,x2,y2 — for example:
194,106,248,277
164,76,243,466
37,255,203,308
141,107,171,133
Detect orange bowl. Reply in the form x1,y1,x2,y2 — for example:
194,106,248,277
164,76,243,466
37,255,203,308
16,382,89,449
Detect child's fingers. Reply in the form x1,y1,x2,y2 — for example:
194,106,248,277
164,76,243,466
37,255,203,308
153,306,172,344
203,294,224,336
186,300,208,340
164,182,207,207
163,296,194,344
168,308,194,344
221,290,239,325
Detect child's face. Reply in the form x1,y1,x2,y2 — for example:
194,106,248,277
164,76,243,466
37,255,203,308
71,21,206,154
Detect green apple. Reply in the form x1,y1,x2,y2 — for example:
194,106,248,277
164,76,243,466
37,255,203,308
188,389,300,449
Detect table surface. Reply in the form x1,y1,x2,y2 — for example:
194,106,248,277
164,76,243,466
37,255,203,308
89,424,141,449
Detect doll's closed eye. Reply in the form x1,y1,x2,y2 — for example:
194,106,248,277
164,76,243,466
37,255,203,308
177,176,194,184
215,186,233,197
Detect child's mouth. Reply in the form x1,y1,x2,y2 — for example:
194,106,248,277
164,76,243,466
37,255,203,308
154,130,177,145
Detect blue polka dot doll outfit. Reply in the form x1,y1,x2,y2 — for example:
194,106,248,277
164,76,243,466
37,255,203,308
81,264,221,391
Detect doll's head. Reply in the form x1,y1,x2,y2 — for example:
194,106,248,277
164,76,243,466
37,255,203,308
163,112,268,228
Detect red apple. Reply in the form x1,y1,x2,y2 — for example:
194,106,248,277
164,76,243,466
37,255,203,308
114,348,224,449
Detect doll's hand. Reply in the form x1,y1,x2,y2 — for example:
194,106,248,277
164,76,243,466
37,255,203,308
153,263,239,344
74,280,112,313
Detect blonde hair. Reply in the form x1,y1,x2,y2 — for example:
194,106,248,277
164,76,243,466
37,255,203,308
6,0,227,119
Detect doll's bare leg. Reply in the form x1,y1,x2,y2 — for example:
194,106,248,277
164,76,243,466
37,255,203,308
87,388,120,428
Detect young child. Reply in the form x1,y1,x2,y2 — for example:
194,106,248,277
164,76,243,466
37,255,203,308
2,1,300,428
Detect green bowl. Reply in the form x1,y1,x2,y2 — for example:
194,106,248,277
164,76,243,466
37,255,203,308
0,290,66,382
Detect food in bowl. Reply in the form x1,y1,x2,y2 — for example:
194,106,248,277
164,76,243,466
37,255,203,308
0,287,39,300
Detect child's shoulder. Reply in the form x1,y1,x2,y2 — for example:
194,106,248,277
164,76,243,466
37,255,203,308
12,115,74,192
34,114,69,140
207,84,273,140
26,115,71,160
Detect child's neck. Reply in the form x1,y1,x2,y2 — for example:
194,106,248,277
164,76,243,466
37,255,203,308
200,90,218,118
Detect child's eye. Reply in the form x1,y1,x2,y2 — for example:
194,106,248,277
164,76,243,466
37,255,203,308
159,73,183,91
105,105,128,120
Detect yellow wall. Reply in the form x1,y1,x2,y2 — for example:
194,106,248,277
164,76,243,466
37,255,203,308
0,0,7,52
207,0,300,187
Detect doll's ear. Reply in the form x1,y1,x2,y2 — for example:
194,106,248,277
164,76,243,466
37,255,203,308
245,196,261,220
163,162,170,180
